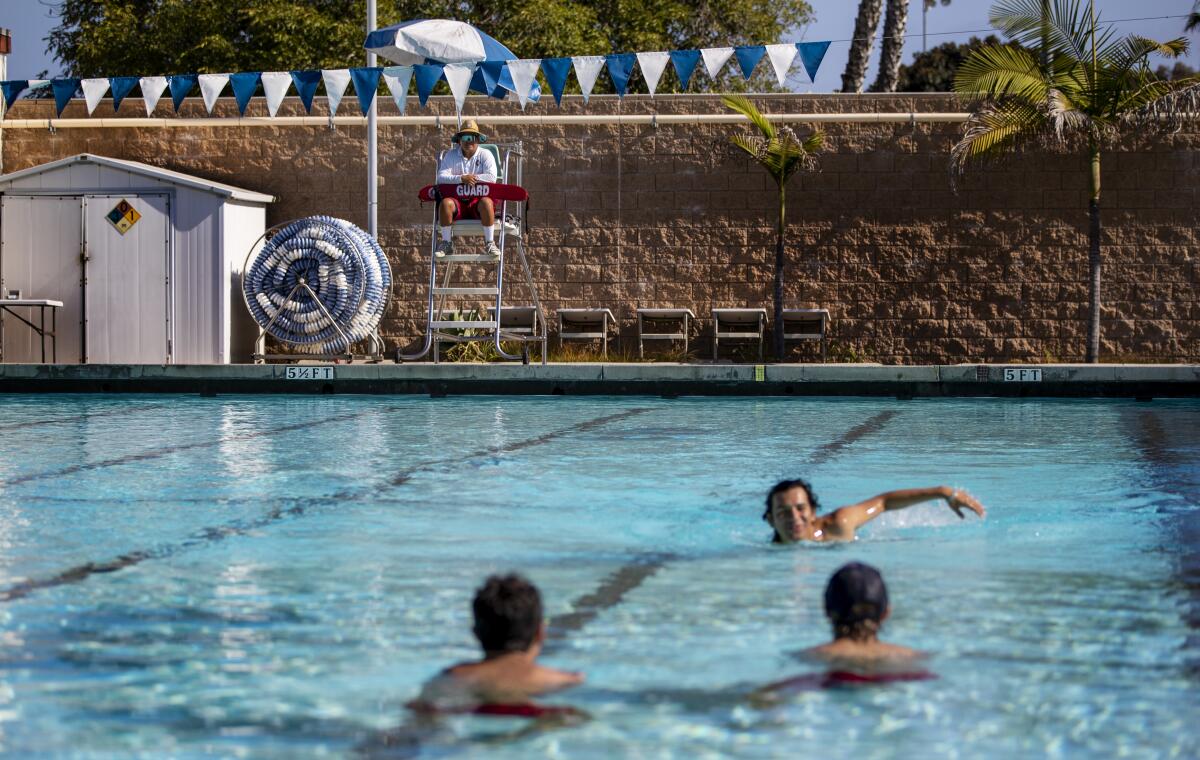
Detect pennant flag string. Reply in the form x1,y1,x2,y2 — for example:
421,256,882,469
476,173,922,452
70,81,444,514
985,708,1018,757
198,73,229,114
0,37,834,119
289,70,321,114
321,68,351,116
669,49,701,90
636,52,669,97
350,66,383,115
798,41,831,83
81,78,110,115
734,46,766,81
381,66,413,114
605,53,636,98
540,57,572,106
109,76,139,112
572,56,605,104
261,71,293,117
229,72,262,116
139,76,168,115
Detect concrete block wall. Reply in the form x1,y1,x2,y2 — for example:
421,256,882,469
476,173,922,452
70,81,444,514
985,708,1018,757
4,93,1197,363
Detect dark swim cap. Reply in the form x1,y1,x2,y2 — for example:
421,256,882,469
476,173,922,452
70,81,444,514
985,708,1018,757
824,562,889,626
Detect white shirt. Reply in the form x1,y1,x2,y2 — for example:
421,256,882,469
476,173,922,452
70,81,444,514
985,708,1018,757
436,146,498,184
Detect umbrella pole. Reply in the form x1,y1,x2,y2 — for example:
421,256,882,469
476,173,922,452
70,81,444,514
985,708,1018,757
366,0,378,240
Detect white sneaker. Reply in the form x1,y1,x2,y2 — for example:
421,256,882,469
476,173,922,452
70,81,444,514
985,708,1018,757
435,240,454,258
485,241,502,259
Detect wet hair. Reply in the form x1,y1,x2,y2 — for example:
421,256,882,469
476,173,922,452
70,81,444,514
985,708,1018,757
824,562,889,642
472,574,543,654
763,478,821,541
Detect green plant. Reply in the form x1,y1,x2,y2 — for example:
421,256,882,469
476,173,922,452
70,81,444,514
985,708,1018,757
952,0,1200,363
723,94,826,362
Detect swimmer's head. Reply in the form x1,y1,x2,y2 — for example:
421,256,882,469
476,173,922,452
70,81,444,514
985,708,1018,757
824,562,890,642
472,574,544,655
764,479,821,543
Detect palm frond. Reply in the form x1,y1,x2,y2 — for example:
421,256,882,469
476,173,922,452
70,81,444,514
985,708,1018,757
729,133,765,161
955,43,1048,104
722,94,774,140
1187,3,1199,33
951,99,1050,174
990,0,1112,74
1102,34,1189,76
1125,76,1200,132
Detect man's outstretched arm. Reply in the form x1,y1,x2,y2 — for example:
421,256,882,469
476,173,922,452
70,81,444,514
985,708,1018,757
826,487,985,537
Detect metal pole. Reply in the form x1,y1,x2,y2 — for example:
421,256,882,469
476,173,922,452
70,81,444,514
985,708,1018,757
922,1,927,52
366,0,378,239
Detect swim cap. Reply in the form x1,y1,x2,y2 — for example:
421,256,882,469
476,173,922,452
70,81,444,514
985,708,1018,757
824,562,889,625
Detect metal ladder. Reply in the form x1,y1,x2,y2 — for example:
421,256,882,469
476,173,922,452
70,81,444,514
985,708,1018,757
399,141,547,365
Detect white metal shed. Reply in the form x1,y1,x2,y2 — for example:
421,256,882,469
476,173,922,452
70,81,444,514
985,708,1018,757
0,153,274,364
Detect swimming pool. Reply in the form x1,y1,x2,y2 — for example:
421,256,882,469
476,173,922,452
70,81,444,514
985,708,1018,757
0,395,1196,758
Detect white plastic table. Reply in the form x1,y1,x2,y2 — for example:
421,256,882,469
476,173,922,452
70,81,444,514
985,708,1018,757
0,299,64,363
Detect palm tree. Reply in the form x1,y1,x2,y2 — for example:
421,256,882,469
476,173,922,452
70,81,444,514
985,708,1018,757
1188,2,1199,32
952,0,1200,363
871,0,911,92
843,0,884,92
723,95,826,360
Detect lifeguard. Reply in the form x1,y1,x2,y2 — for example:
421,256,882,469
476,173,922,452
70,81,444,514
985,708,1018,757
435,119,500,259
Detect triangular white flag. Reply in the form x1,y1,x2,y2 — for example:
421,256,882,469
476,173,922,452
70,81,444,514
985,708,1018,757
261,72,292,117
382,66,414,114
506,59,541,111
196,73,229,114
635,52,670,96
81,78,110,115
443,63,474,119
765,44,799,87
139,76,168,115
322,68,351,116
701,47,735,80
198,73,229,114
572,56,605,103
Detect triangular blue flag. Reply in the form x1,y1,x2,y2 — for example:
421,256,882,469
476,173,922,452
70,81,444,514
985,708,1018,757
229,72,261,115
290,70,321,113
1,80,29,108
51,78,80,117
350,67,382,115
540,58,571,106
734,46,766,80
413,64,443,107
109,76,138,111
797,41,831,82
669,49,701,90
605,53,636,97
168,74,197,111
478,61,506,97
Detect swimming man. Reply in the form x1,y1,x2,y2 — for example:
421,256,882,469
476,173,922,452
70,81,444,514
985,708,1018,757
764,478,985,543
408,574,584,713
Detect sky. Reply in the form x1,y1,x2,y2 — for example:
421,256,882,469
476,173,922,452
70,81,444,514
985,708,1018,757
2,0,1198,86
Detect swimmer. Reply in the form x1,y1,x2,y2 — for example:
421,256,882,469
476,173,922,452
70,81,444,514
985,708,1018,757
754,562,932,701
407,574,584,713
764,478,985,544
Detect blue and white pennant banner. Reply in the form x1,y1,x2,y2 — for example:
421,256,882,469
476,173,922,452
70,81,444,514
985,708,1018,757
0,41,831,118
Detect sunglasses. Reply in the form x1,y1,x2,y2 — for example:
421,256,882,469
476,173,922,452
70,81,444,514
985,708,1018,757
458,135,478,144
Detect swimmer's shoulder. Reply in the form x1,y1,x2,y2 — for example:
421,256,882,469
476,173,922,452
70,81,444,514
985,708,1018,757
530,664,585,693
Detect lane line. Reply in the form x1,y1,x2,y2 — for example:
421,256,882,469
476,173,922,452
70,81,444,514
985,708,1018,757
1,408,650,603
0,408,391,488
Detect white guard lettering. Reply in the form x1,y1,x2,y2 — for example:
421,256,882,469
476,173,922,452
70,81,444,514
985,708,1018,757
455,184,490,198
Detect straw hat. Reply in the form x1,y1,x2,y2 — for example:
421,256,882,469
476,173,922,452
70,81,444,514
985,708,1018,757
452,119,488,143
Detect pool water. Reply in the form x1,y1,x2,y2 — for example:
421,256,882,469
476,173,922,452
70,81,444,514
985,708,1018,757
0,395,1196,758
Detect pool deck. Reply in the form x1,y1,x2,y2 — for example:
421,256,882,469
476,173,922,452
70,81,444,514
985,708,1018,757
0,362,1197,397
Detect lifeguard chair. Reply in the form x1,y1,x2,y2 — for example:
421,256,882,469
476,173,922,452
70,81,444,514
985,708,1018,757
399,141,546,364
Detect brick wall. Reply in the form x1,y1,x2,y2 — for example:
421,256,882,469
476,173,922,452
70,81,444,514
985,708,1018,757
4,93,1198,363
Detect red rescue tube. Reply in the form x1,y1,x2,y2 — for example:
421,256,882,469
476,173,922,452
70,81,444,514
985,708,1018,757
767,669,937,692
418,183,529,203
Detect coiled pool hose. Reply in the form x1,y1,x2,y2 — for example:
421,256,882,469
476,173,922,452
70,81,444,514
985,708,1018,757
242,216,391,354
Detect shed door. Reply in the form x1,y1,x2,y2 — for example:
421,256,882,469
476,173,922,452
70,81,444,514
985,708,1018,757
83,194,170,364
0,195,84,363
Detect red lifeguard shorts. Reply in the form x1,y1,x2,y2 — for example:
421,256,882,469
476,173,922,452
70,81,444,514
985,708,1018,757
447,196,492,221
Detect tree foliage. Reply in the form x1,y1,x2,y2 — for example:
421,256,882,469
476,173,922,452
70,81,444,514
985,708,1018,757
897,35,1013,92
45,0,813,93
952,0,1200,363
723,94,825,360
